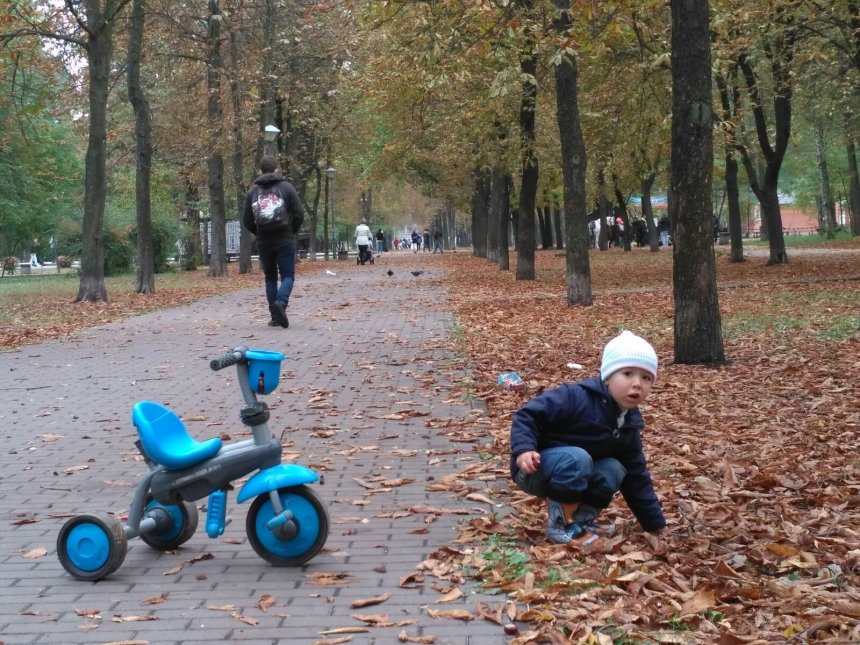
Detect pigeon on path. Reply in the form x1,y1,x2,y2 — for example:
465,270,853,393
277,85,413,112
410,270,424,277
387,269,394,276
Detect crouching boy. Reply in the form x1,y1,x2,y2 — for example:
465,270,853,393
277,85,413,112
510,330,666,543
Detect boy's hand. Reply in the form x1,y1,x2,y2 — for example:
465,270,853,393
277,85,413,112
516,451,541,474
644,527,667,553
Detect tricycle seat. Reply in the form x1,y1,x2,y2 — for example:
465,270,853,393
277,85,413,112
132,401,222,471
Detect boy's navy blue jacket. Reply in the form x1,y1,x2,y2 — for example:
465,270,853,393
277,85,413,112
510,376,665,532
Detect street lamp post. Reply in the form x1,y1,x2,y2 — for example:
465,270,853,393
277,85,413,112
263,124,280,156
325,167,337,257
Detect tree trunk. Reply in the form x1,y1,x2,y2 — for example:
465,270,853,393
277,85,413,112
498,174,512,270
715,68,745,261
753,163,767,242
76,2,121,302
227,26,251,274
515,43,538,280
641,174,659,252
181,175,201,270
487,166,504,264
536,206,548,249
725,150,745,262
206,0,227,277
553,203,563,251
541,193,553,249
260,0,278,160
597,169,610,251
127,0,154,294
554,24,591,305
759,179,786,261
814,123,837,238
848,134,860,236
738,40,795,264
323,159,331,260
308,164,321,260
471,167,490,257
670,0,725,365
613,184,632,251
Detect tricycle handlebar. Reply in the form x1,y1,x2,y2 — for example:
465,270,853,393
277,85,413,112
210,348,245,371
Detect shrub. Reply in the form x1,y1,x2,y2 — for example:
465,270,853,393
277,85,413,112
103,226,135,276
128,218,180,274
57,255,73,269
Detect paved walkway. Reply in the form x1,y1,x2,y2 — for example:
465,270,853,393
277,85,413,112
0,254,510,644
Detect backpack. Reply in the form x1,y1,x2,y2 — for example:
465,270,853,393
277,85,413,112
252,184,288,228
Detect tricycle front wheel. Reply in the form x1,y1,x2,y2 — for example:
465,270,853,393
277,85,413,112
57,512,127,581
246,485,328,566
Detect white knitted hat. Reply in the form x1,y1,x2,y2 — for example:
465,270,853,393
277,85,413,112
600,330,658,381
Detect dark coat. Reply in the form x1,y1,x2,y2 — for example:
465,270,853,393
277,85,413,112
242,173,305,246
510,376,665,532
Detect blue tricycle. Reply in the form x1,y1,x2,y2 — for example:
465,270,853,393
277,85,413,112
57,347,329,581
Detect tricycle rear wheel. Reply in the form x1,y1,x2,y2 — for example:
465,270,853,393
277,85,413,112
57,512,127,581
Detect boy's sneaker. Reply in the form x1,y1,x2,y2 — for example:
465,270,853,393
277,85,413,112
269,301,289,328
588,521,616,537
564,521,602,546
566,521,590,540
547,501,575,544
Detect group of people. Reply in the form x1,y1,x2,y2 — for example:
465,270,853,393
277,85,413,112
242,156,666,547
389,229,443,253
586,215,673,249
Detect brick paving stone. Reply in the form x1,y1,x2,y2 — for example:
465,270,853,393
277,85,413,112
0,257,515,644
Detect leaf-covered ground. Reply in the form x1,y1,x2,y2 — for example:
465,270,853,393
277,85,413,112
434,242,860,643
1,242,858,643
0,265,262,349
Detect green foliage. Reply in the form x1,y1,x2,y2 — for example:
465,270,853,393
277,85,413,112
52,161,182,276
780,125,851,213
53,217,82,258
103,164,183,274
0,99,83,259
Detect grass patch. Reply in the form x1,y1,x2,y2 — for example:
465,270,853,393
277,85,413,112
721,284,859,342
816,316,860,341
474,534,531,590
722,314,805,339
0,271,81,297
0,268,210,300
723,312,858,342
743,229,854,247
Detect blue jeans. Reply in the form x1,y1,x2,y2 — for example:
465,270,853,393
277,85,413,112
376,240,384,252
515,447,626,516
259,241,296,307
